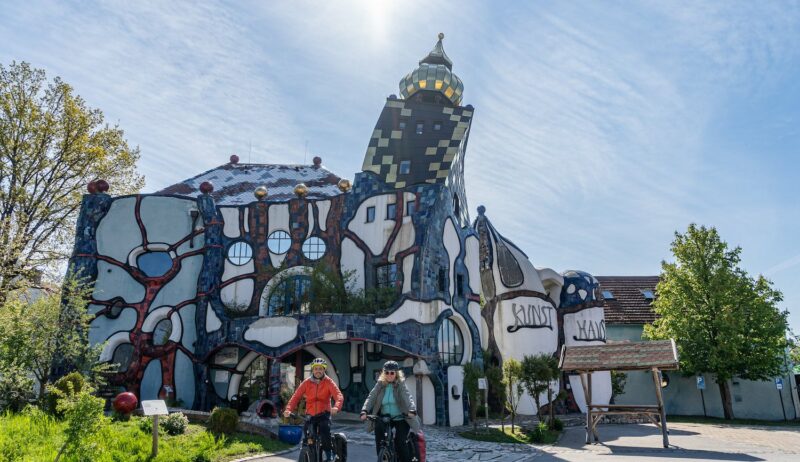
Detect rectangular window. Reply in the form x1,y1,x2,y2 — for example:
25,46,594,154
438,268,447,292
357,343,365,367
602,290,614,300
399,160,411,175
376,263,398,289
433,121,442,131
406,199,416,215
399,121,406,130
640,289,655,300
416,122,424,135
386,203,396,219
456,274,464,296
366,206,375,223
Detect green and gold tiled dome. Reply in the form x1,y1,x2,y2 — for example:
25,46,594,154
399,33,464,106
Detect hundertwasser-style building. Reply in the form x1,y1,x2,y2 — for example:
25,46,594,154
69,35,612,426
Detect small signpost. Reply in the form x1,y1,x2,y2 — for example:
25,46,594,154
696,375,707,417
142,400,169,457
776,378,787,421
478,378,489,429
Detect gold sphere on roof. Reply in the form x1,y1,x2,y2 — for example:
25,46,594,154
294,183,309,197
254,186,268,200
337,179,352,192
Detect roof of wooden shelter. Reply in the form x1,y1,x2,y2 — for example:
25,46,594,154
559,340,679,372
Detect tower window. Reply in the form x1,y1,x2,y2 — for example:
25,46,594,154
386,203,396,220
399,121,406,130
406,199,416,215
366,206,375,223
433,122,442,131
416,122,424,135
399,161,411,175
453,194,460,217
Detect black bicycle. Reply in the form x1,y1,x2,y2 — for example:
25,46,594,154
291,413,347,462
366,415,420,462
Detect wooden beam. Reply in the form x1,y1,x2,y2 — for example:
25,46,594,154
651,368,669,448
588,373,598,442
579,372,592,444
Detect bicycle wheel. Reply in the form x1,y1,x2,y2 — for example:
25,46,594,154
298,446,316,462
377,446,393,462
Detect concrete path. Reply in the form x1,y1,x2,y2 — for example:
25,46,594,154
250,420,800,461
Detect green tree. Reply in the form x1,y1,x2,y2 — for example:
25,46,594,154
520,353,559,423
502,357,523,432
0,277,110,405
0,61,143,298
644,224,788,420
463,361,483,431
53,388,107,462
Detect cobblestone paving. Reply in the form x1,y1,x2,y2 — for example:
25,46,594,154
332,422,541,461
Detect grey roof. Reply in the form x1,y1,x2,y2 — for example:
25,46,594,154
156,162,343,205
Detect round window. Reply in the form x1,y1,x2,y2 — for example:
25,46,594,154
152,319,173,346
227,241,253,266
267,230,291,254
302,236,326,260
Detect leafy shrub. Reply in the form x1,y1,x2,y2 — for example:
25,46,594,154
162,412,189,435
55,390,107,461
550,417,564,431
46,372,87,415
137,415,153,434
208,407,239,434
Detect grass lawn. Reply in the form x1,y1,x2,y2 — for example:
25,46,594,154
459,426,561,445
0,409,291,461
668,415,800,427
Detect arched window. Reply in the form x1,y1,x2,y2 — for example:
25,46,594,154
137,251,173,277
152,319,172,346
268,275,311,316
240,355,270,403
437,318,464,365
112,344,134,372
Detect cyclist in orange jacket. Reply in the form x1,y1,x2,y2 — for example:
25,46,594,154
284,358,344,462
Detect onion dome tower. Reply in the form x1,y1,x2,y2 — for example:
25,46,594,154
399,33,465,106
360,33,474,224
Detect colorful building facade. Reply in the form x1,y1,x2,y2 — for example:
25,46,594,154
69,35,611,425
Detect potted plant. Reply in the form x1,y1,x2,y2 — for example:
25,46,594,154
277,389,304,445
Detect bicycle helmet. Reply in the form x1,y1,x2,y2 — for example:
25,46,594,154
382,360,399,371
309,358,328,369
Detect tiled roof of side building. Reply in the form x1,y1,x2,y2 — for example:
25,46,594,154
596,275,660,325
156,161,343,205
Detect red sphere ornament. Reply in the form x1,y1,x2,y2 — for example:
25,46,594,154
230,154,240,164
112,391,138,415
95,179,109,193
199,181,214,194
87,181,98,194
312,156,322,167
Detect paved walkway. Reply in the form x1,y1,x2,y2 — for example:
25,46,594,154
250,420,800,462
537,422,800,461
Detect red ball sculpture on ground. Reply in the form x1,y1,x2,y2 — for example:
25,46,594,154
112,391,138,415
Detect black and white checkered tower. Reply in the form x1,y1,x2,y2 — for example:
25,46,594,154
361,33,473,224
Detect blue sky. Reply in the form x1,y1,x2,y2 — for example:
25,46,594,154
3,0,799,332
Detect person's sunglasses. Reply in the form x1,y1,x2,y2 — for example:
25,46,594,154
385,371,396,375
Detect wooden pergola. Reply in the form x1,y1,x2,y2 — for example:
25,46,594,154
558,339,679,448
